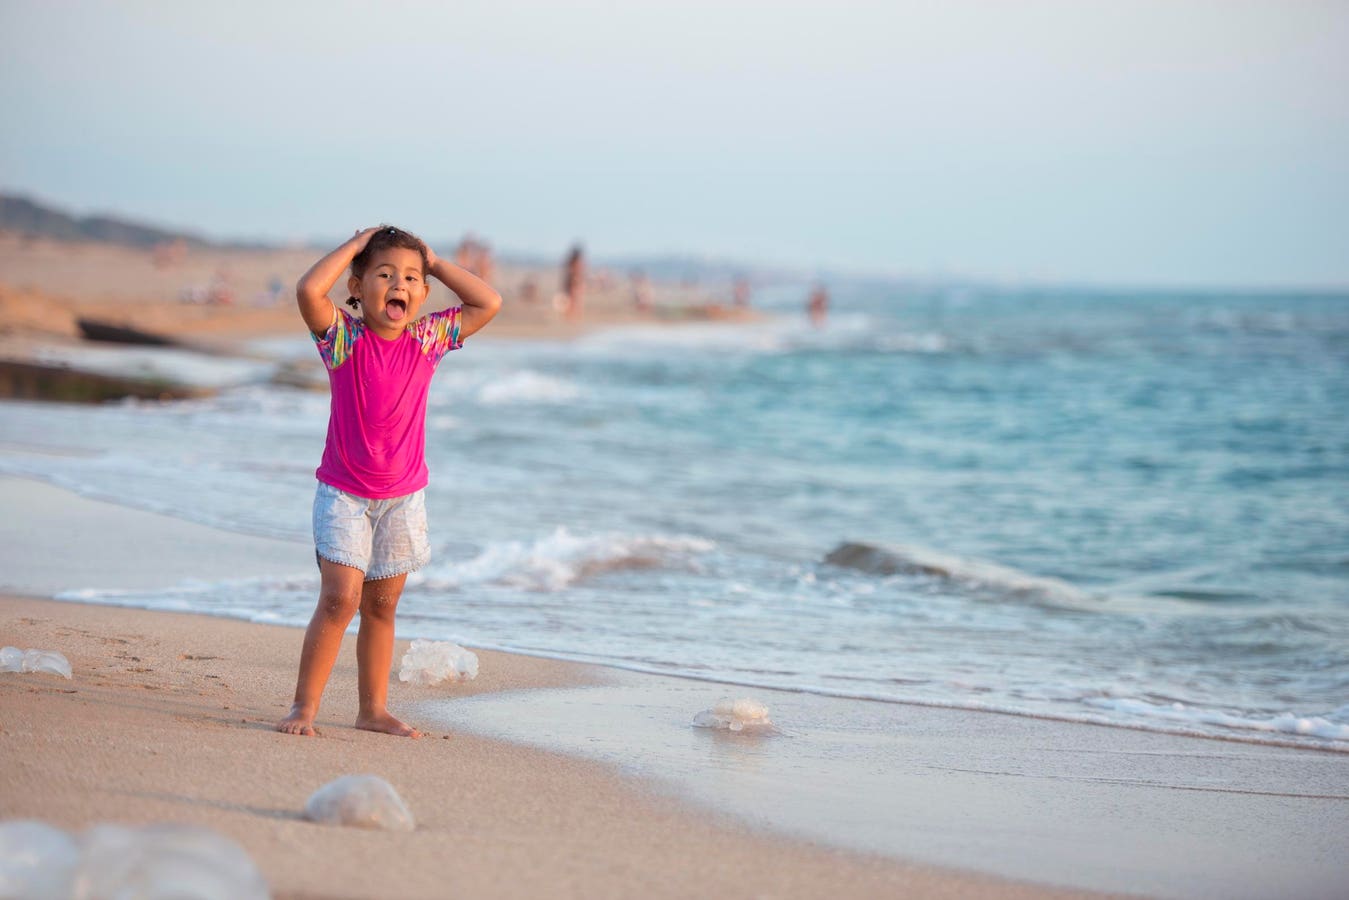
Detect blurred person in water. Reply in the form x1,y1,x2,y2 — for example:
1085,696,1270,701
808,283,829,327
557,243,586,318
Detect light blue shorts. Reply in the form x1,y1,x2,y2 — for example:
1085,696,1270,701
312,481,431,581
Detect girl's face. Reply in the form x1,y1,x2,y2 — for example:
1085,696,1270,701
349,247,429,337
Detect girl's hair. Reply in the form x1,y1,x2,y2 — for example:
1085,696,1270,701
346,225,428,309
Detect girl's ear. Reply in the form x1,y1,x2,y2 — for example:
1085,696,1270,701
347,274,362,299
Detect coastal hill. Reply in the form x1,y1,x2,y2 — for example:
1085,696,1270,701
0,193,798,289
0,193,224,250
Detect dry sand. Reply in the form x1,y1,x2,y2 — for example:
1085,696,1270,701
0,232,752,353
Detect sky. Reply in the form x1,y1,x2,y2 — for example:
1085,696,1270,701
2,0,1347,287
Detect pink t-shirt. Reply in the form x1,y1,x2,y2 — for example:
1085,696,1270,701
312,306,462,499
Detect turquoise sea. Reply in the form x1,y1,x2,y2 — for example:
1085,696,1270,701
3,281,1346,749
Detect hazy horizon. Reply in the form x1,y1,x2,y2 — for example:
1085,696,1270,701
2,1,1347,289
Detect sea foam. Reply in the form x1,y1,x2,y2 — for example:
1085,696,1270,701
1084,697,1349,741
419,527,715,592
477,371,580,405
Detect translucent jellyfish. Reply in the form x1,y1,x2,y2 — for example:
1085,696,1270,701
398,639,478,686
23,650,72,679
0,820,79,900
691,698,775,733
73,824,269,900
0,648,72,679
304,775,415,832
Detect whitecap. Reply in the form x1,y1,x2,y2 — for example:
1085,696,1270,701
419,527,715,592
1084,696,1349,741
477,371,581,405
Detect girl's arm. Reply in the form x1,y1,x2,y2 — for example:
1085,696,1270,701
296,228,379,335
426,247,502,339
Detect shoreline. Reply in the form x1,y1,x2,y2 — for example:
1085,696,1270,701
0,595,1098,900
0,476,1103,899
2,478,1347,898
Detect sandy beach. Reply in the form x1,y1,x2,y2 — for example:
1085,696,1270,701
1,480,1110,900
3,480,1346,900
0,240,1090,898
0,232,748,350
2,238,1347,899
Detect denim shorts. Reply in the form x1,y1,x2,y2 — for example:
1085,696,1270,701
312,481,431,581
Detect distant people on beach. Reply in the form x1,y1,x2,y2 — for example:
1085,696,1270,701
277,225,502,739
518,274,539,304
208,267,235,305
557,244,586,318
454,233,496,285
631,271,654,313
733,276,751,309
151,238,187,269
476,242,495,286
455,235,477,271
808,283,829,327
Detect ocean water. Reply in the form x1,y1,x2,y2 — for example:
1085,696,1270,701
3,283,1347,750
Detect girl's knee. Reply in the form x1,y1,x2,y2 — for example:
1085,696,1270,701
360,583,402,622
318,587,361,620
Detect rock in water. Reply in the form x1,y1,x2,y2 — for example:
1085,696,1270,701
398,639,478,686
304,775,416,832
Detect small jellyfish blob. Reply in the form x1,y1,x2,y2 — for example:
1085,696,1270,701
304,775,416,832
0,820,80,900
398,639,478,686
0,648,72,679
76,824,269,900
691,697,775,733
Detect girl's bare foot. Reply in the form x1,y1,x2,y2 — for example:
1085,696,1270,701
277,704,318,736
355,709,422,738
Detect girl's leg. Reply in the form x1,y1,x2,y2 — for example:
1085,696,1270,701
277,560,365,735
354,573,420,737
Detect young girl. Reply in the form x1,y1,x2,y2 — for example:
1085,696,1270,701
277,225,501,737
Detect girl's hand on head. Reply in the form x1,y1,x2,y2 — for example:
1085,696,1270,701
423,243,439,268
351,227,380,252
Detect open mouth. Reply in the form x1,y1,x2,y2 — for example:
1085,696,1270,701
386,299,408,321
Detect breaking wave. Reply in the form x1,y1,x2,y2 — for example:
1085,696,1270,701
416,527,716,592
824,541,1093,606
476,371,581,405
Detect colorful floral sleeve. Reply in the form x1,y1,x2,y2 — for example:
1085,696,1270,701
311,307,362,370
412,306,463,367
